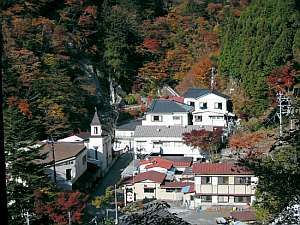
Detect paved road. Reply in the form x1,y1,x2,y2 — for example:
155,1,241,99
86,152,133,218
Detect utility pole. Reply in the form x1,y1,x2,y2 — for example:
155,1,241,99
47,137,57,184
114,184,118,224
210,67,216,90
68,211,71,225
276,92,293,139
25,212,30,225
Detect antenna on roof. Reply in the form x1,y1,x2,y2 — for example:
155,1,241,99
210,67,217,90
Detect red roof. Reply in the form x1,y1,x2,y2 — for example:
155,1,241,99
192,163,253,175
141,157,173,170
132,171,166,184
172,161,192,167
230,210,256,222
161,182,194,188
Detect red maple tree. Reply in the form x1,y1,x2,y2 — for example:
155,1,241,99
183,129,223,161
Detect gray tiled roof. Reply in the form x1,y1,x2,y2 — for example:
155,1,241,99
90,111,101,126
117,119,142,131
184,88,230,99
134,125,205,138
148,99,193,113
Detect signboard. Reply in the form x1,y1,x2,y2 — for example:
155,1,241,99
127,191,133,202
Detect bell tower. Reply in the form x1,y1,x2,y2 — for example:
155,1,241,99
90,107,102,136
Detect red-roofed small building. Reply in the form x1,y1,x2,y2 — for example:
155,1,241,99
191,163,258,208
139,157,174,174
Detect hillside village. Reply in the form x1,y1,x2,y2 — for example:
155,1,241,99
2,1,300,225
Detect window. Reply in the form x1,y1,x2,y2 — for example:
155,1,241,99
144,188,155,193
214,102,222,109
173,116,181,120
218,176,229,184
188,101,195,107
218,196,229,203
195,115,202,122
200,102,207,109
166,188,176,192
152,115,162,122
94,127,98,134
234,196,251,203
66,169,72,181
210,116,224,120
201,195,212,202
95,149,98,160
201,176,212,184
82,155,86,165
175,170,183,175
234,177,251,185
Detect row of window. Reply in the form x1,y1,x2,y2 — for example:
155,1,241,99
201,176,252,185
198,195,251,203
188,101,223,110
152,115,224,123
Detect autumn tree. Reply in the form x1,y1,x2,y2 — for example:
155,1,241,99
35,190,88,225
183,129,223,162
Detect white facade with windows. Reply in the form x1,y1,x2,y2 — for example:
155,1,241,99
142,112,191,126
184,89,234,127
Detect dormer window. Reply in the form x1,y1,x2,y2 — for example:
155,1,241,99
94,127,98,134
214,102,222,110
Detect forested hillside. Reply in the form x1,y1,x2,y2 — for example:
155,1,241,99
2,1,300,224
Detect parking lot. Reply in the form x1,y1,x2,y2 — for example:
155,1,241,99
167,202,231,225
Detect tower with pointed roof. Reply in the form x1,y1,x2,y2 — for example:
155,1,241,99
88,107,112,176
90,107,102,136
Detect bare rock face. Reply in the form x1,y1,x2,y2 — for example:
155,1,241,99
119,200,191,225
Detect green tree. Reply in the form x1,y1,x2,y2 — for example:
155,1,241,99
4,107,52,225
220,0,300,116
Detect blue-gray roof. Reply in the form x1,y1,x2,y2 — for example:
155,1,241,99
184,88,230,99
117,119,142,131
148,99,193,113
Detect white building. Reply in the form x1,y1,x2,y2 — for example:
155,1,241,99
40,142,87,190
114,119,142,152
142,99,193,126
183,88,234,127
184,163,257,209
134,125,210,161
86,109,113,176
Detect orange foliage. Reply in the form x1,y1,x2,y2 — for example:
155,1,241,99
229,131,266,149
18,99,32,118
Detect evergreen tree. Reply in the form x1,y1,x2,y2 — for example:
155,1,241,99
4,107,52,225
220,0,300,116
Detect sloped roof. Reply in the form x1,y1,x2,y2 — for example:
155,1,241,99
39,143,86,164
230,211,256,222
132,171,166,184
144,157,173,170
117,119,142,131
184,88,230,99
160,182,194,188
148,99,193,113
192,163,253,175
134,125,205,138
90,111,101,126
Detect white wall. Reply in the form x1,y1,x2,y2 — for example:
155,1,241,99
114,130,134,151
142,112,189,126
184,93,229,127
45,149,87,190
134,136,204,160
88,135,112,174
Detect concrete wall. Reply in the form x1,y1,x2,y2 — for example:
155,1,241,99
142,112,189,126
